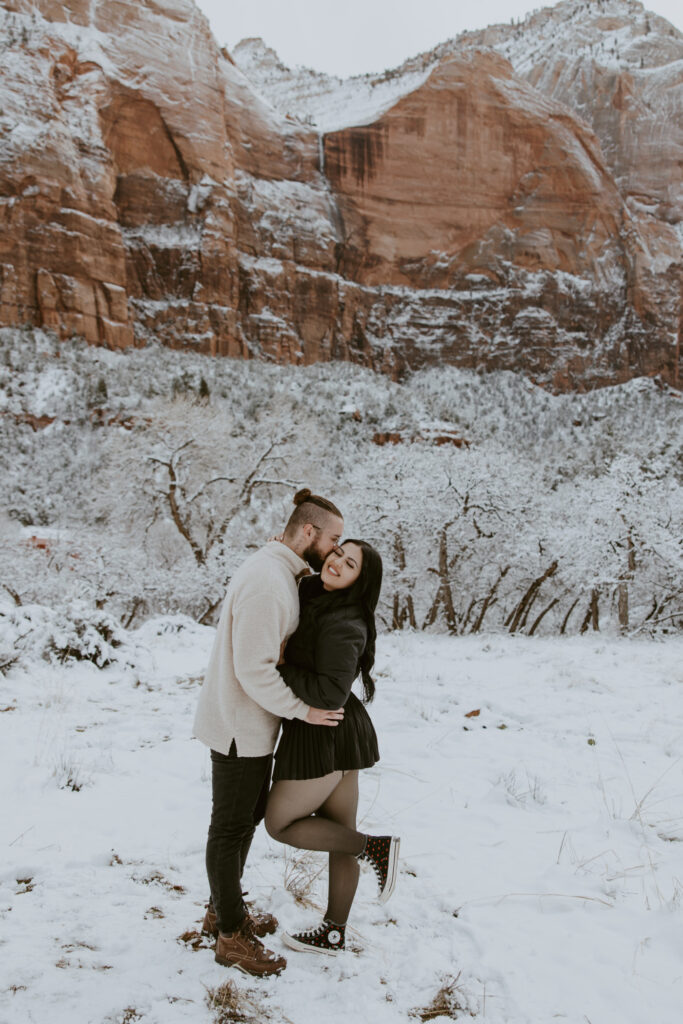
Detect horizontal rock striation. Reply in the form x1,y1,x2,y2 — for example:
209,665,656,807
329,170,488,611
0,0,680,389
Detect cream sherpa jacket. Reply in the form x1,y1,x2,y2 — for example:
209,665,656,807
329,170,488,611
193,542,310,756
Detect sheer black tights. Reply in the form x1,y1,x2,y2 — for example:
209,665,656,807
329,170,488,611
265,770,364,925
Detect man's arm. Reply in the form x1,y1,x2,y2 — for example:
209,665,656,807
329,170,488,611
278,619,367,710
231,593,343,725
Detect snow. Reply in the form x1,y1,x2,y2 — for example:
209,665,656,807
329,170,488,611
18,526,72,541
2,617,683,1023
235,173,340,245
231,37,435,133
486,0,683,76
228,0,683,138
236,254,286,277
122,224,202,250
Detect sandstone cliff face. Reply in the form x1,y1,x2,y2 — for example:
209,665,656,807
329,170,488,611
464,0,682,217
0,0,680,388
320,48,677,385
461,0,682,382
327,49,646,281
0,0,324,361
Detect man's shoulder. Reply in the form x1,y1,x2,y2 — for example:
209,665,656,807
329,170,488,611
237,543,294,575
229,545,298,600
233,544,273,573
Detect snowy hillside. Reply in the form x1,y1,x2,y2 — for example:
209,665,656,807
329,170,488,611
486,0,680,70
1,327,681,640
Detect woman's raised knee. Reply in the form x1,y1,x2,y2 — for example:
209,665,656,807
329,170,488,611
264,807,283,841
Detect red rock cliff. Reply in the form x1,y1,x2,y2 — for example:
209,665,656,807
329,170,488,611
0,0,679,389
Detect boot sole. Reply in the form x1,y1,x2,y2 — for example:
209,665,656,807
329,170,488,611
281,932,344,956
378,836,401,905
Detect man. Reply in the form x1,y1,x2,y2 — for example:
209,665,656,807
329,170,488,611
193,488,345,976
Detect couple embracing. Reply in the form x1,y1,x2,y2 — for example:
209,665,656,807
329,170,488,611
193,488,400,976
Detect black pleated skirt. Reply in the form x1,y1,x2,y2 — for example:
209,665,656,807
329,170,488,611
273,692,379,781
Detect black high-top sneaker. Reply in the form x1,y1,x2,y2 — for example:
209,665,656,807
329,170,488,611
282,919,346,956
358,834,401,904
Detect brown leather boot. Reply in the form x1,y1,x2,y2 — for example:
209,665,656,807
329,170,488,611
202,901,278,939
215,917,286,976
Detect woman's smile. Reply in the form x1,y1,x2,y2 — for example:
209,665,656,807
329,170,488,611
321,542,363,591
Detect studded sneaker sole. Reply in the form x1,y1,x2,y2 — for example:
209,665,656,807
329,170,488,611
379,836,400,904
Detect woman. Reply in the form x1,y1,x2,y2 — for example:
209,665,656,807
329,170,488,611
264,539,400,956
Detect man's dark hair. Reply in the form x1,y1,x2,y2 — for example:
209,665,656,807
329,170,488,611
283,488,342,535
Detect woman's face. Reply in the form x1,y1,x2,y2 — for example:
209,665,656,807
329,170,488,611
320,542,363,592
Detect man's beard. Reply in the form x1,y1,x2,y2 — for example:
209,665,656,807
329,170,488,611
301,538,327,573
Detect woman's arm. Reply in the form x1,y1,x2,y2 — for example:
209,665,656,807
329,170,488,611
278,617,367,710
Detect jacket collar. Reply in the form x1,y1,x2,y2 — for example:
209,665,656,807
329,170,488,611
304,574,362,612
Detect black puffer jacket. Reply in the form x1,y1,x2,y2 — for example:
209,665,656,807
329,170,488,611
278,575,367,710
274,575,379,781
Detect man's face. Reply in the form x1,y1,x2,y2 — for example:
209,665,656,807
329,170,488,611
302,516,344,572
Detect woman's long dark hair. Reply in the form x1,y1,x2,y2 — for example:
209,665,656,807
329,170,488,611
342,539,382,703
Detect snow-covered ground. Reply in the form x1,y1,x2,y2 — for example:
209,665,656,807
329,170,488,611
2,622,683,1023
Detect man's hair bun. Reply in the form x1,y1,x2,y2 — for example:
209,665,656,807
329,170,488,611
293,488,312,506
285,489,342,532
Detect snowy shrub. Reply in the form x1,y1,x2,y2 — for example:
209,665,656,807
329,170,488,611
45,604,123,667
498,769,547,807
283,848,326,907
0,600,123,669
0,602,55,674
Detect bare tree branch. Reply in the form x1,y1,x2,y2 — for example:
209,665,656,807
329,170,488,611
471,566,510,633
2,583,22,606
528,597,560,636
147,444,206,566
508,561,558,633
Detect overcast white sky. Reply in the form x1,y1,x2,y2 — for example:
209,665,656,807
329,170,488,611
195,0,682,77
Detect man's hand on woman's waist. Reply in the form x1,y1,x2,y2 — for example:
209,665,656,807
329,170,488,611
305,706,344,726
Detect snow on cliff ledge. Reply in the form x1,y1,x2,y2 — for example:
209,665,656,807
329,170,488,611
230,0,683,134
231,36,434,132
